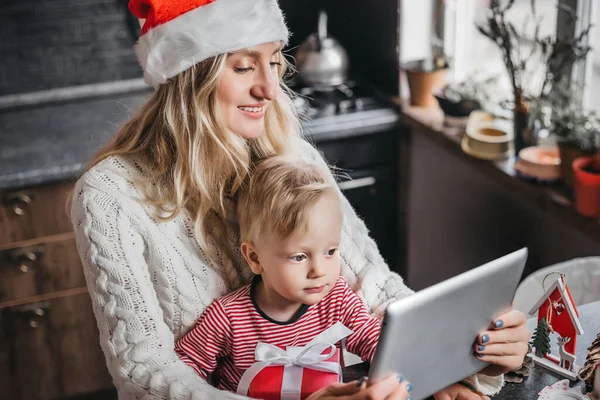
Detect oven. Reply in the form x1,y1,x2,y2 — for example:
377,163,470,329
313,128,404,274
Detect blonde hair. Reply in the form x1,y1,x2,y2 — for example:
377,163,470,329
237,156,336,244
88,50,301,251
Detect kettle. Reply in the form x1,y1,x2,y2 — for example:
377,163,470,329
295,10,350,88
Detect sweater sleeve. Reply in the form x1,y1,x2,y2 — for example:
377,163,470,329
175,301,232,379
337,280,381,362
298,139,505,395
71,181,248,400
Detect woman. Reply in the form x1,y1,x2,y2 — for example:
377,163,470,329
70,0,530,399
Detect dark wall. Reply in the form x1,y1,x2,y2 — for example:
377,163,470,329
326,0,400,95
1,0,399,96
279,0,401,95
0,0,141,96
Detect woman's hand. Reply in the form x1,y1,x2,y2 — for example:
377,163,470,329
433,383,490,400
475,309,531,376
307,374,411,400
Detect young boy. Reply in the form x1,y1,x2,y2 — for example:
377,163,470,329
175,156,381,393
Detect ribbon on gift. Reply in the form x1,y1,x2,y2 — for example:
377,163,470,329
237,322,354,399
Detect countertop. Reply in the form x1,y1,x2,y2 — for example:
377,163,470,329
0,88,401,192
0,90,150,191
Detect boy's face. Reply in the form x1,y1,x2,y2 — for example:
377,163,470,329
244,189,343,308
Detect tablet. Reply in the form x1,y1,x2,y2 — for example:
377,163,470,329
369,248,528,400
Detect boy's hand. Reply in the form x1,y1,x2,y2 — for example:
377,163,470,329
433,383,490,400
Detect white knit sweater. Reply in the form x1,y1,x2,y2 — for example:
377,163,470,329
71,139,503,399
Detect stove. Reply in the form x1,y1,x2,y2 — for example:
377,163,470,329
290,80,401,138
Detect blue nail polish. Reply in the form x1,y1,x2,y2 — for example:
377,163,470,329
477,353,484,358
478,344,485,351
494,320,504,328
481,334,489,344
356,376,366,387
407,397,412,400
406,383,413,392
397,374,404,383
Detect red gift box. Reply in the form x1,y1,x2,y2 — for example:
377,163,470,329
247,346,341,400
237,323,353,400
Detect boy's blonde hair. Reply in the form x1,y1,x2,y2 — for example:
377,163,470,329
238,156,337,243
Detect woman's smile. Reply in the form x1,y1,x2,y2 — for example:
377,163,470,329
238,103,267,119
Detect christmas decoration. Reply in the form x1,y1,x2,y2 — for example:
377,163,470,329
536,379,595,400
531,318,552,358
127,0,289,88
579,333,600,399
528,273,584,380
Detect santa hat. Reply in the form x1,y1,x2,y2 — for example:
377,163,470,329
129,0,289,88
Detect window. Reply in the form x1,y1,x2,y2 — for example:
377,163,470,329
444,0,560,102
442,0,600,112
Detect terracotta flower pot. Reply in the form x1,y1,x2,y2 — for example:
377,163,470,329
572,156,600,218
559,144,596,190
404,60,448,108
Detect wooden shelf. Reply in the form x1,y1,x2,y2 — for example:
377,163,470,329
393,98,600,245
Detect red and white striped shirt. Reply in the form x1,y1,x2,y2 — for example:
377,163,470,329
175,276,381,393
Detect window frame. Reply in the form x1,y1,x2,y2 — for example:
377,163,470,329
442,0,596,105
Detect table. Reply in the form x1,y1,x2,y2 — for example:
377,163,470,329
343,301,600,399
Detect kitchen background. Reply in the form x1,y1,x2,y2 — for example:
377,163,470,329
1,0,600,399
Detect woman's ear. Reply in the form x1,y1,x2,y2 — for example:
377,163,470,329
241,242,262,274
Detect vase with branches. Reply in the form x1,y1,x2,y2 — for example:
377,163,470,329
477,0,592,152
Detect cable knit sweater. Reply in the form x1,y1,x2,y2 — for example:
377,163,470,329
71,138,503,399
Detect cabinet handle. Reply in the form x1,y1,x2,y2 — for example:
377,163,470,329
3,192,34,216
338,177,376,191
12,301,51,329
6,245,45,273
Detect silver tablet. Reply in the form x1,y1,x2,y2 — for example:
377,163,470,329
369,248,528,400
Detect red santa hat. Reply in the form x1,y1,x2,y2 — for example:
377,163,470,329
129,0,289,88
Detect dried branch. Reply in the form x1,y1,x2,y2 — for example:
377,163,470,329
477,0,592,110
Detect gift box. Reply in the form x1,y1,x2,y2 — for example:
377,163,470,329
237,323,353,400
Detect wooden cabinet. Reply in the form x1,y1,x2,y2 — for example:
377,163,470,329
0,182,75,244
0,181,114,400
0,295,113,400
0,238,86,303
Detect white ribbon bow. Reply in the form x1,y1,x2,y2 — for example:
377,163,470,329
237,322,354,399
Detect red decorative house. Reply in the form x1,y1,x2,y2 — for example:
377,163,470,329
529,275,585,380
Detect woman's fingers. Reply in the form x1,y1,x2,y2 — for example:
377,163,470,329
475,340,530,370
478,323,531,345
366,374,411,400
474,336,530,371
306,380,362,399
488,309,526,330
474,341,529,357
433,384,489,400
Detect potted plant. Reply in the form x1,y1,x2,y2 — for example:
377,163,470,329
552,106,600,191
568,116,600,217
404,57,450,107
403,1,450,107
477,0,592,153
573,152,600,218
434,74,498,118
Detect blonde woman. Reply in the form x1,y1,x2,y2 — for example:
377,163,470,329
70,0,531,399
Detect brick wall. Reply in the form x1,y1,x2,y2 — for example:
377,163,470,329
0,0,142,96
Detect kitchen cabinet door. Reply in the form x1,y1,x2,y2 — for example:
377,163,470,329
0,181,75,245
0,293,113,400
0,237,85,303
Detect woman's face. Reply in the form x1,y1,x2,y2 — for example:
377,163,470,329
216,42,283,139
